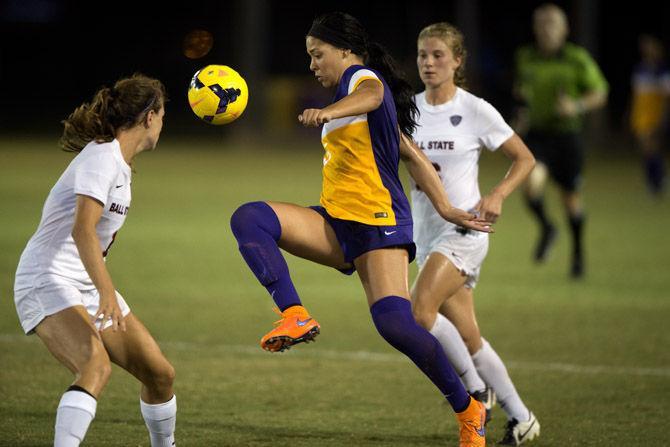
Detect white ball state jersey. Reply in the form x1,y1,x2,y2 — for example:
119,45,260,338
411,88,513,250
15,139,131,290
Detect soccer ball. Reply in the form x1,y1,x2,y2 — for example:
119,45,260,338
188,65,248,125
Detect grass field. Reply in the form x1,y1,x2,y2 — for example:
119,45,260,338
0,136,668,446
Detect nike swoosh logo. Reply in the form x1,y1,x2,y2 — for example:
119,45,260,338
115,184,124,188
519,418,536,438
296,317,312,327
476,410,486,436
384,231,397,235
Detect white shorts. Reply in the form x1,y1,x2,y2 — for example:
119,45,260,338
416,232,489,289
14,281,131,334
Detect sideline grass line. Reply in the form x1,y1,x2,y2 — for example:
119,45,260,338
3,333,669,378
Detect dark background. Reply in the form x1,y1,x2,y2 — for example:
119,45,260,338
1,0,669,141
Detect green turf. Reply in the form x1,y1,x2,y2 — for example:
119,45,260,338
1,136,668,446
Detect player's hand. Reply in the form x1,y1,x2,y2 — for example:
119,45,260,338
441,207,494,233
475,192,504,223
298,108,332,127
93,291,126,333
556,93,582,118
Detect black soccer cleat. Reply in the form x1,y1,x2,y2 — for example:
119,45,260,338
570,254,584,279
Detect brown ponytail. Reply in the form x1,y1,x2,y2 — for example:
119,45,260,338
60,74,166,152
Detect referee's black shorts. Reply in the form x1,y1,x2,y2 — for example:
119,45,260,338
525,130,584,192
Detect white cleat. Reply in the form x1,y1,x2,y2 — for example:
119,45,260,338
499,412,540,445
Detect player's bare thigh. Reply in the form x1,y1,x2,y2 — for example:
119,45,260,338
35,305,111,397
102,313,175,403
266,201,349,270
354,248,410,307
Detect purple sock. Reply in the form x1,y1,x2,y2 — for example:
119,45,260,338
370,296,470,412
645,153,666,194
230,202,301,311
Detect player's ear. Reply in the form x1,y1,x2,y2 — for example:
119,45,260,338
144,110,154,129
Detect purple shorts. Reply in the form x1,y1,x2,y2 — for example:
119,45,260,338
310,206,416,275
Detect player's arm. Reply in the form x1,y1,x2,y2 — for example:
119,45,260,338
72,194,125,332
580,88,608,111
299,79,383,126
399,132,493,233
476,134,535,222
556,88,608,117
558,51,609,117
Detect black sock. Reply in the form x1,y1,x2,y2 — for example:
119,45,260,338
568,213,585,259
526,197,552,229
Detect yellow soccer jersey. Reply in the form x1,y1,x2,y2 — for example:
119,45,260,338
320,65,411,226
630,63,670,136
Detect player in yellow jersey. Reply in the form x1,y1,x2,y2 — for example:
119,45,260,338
230,11,490,447
630,34,669,196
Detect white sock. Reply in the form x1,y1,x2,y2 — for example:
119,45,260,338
430,313,487,393
54,390,97,447
140,395,177,447
472,338,530,421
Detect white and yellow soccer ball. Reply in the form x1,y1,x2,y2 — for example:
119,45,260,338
188,65,248,125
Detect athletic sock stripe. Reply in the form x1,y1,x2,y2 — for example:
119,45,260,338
66,385,96,400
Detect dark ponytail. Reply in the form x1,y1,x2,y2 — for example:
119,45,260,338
308,12,418,136
365,41,419,136
60,74,166,153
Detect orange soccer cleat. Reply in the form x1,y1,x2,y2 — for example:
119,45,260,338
456,396,487,447
260,305,320,352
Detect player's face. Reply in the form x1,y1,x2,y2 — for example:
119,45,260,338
533,10,568,53
144,106,165,151
417,37,461,89
306,36,347,88
639,35,663,64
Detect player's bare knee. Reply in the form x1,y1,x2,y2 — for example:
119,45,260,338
145,360,176,394
98,360,113,384
464,335,483,355
412,306,435,330
157,361,176,389
79,342,112,384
